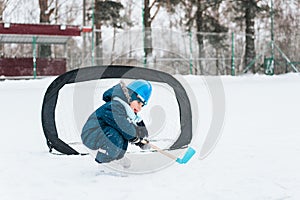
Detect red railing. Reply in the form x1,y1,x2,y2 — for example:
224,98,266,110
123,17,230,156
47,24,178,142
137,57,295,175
0,58,66,76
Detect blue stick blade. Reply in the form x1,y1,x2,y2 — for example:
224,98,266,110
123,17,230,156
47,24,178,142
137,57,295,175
176,147,196,164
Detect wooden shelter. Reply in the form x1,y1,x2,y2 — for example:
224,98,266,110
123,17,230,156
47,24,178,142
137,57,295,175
0,23,81,78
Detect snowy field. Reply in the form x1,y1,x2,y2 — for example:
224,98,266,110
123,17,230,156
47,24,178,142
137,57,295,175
1,73,300,200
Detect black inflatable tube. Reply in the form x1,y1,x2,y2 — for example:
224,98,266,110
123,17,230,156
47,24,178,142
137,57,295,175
41,65,192,155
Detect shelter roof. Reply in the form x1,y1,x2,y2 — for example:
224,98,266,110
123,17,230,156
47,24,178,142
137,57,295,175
0,23,81,44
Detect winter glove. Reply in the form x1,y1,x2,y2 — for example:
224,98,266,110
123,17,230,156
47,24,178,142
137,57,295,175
129,126,147,144
135,125,148,138
130,137,150,150
135,138,151,150
129,121,150,150
136,120,146,127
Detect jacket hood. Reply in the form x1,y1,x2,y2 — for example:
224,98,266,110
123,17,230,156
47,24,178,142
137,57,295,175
102,83,129,103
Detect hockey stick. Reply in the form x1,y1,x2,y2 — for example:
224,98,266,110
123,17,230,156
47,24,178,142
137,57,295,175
142,140,196,164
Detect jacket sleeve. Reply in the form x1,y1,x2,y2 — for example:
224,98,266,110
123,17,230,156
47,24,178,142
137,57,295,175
98,101,137,141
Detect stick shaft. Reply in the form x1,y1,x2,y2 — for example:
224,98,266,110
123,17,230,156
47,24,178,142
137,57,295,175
148,143,177,160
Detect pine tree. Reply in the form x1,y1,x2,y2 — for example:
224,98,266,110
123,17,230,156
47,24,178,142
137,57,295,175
91,0,124,65
231,0,269,73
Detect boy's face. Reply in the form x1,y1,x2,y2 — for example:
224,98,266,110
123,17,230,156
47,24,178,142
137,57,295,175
130,100,144,113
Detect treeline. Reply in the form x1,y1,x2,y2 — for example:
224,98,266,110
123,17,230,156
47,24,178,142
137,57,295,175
1,0,299,75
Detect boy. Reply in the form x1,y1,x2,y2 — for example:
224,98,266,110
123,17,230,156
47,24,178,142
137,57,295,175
81,79,152,168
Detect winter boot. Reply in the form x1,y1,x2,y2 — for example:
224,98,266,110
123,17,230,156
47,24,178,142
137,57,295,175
115,156,131,168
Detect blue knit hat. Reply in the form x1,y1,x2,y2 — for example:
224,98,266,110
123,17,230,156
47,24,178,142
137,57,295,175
127,79,152,105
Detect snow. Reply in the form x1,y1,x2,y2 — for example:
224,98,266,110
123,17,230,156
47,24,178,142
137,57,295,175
1,73,300,200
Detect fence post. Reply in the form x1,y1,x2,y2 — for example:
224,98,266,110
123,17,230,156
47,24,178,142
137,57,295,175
189,31,193,74
91,0,95,65
32,36,37,79
231,32,235,76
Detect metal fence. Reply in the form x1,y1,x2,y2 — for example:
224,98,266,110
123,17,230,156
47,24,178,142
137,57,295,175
69,28,300,75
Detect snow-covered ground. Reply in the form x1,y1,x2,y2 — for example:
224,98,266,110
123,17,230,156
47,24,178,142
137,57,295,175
1,73,300,200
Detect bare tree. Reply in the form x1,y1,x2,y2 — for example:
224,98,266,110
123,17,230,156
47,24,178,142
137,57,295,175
0,0,10,22
174,0,227,74
274,0,300,64
39,0,55,57
0,0,10,56
143,0,161,65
